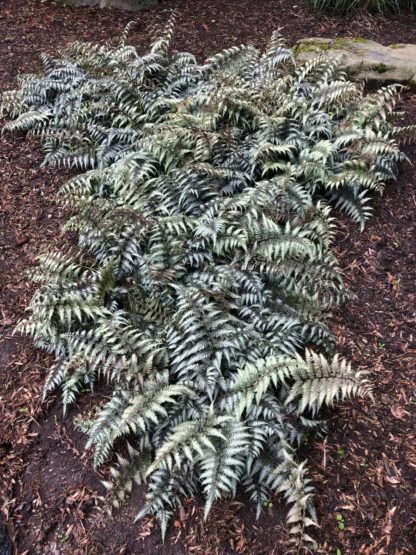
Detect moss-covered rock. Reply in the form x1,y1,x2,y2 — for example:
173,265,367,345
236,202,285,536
293,38,332,55
294,38,416,86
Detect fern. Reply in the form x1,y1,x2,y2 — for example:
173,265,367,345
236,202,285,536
5,20,412,548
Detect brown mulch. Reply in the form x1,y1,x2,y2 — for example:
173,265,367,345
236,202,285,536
0,1,415,553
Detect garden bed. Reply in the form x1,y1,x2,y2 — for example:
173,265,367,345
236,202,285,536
0,0,415,553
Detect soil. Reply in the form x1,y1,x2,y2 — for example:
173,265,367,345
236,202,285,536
0,0,415,554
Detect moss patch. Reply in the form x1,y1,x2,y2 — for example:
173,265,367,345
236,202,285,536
333,38,368,47
372,63,389,74
295,37,370,56
293,39,332,56
332,38,368,53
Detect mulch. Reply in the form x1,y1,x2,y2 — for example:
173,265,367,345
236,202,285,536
0,0,415,553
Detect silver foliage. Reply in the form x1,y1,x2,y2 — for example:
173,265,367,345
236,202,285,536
5,17,414,547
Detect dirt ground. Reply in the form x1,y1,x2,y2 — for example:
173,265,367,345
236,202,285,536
0,0,415,553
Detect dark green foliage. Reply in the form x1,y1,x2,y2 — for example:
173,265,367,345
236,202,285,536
309,0,416,14
3,17,413,546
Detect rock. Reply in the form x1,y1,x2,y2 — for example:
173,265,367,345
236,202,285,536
57,0,159,9
294,37,416,86
0,520,12,555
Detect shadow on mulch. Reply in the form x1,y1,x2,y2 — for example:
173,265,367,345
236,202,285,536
0,1,415,553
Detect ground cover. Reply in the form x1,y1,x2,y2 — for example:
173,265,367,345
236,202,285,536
0,1,415,553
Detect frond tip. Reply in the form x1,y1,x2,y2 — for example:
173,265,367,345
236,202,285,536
286,350,373,414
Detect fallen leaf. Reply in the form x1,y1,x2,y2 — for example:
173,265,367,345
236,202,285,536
385,475,401,485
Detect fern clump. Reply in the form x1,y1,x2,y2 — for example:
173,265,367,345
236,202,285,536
1,18,203,170
4,18,413,546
